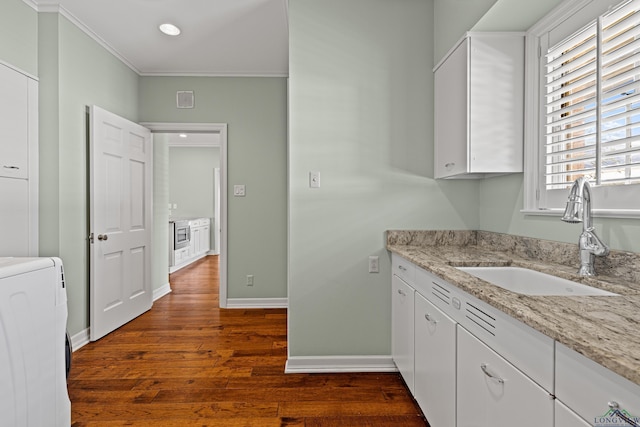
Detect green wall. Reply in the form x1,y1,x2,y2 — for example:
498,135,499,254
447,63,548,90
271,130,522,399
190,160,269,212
168,146,219,218
139,77,288,299
288,0,479,357
153,134,170,292
479,173,640,253
0,0,38,76
168,146,220,248
38,13,140,336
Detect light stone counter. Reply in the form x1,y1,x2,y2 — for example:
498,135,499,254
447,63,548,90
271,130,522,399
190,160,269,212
387,230,640,386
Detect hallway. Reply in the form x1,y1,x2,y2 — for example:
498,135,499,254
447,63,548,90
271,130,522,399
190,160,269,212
68,256,427,426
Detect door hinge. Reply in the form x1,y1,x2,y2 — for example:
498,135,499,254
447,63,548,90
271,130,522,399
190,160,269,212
88,233,94,244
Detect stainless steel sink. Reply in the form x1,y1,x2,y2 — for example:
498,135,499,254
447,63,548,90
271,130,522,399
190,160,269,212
456,266,619,296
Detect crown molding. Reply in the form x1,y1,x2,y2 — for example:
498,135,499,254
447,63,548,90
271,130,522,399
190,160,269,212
34,2,141,75
21,0,38,11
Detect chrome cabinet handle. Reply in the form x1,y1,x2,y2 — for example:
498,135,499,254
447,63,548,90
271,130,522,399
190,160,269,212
398,265,407,272
424,313,438,325
97,234,109,241
3,165,20,169
445,162,455,169
397,289,406,296
480,363,504,384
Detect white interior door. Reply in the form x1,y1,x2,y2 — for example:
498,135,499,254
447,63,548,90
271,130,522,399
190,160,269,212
89,105,153,341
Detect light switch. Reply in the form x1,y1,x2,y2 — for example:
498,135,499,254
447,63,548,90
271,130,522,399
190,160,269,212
309,171,320,188
234,185,246,197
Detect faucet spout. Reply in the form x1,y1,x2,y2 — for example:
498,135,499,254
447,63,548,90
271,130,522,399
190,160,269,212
561,177,609,276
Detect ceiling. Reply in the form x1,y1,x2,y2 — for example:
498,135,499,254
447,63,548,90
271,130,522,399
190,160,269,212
31,0,289,76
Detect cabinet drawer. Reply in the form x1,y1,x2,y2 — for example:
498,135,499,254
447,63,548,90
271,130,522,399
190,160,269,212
556,342,640,425
555,401,590,427
392,254,415,284
200,218,210,226
457,325,553,427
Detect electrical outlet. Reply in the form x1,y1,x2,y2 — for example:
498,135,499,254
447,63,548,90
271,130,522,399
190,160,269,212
368,256,379,273
246,275,254,286
309,171,320,188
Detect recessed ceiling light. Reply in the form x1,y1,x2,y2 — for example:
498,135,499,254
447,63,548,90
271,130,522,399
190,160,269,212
159,23,181,36
179,134,187,138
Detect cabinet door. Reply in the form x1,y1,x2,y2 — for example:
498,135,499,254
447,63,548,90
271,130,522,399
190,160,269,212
391,274,415,394
202,225,210,253
189,227,199,257
0,178,30,256
555,401,591,427
457,326,553,427
414,293,456,427
0,65,29,179
434,38,468,178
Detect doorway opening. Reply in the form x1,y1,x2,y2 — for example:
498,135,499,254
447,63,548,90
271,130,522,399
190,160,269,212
143,122,229,308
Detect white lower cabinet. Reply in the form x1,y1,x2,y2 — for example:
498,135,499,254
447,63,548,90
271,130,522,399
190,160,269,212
456,326,553,427
0,178,30,256
391,274,415,393
414,292,456,427
555,342,640,427
391,254,639,427
555,401,591,427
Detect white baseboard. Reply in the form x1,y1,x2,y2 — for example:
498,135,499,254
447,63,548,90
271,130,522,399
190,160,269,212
153,282,172,301
169,253,207,274
225,297,288,309
69,328,90,352
285,355,397,374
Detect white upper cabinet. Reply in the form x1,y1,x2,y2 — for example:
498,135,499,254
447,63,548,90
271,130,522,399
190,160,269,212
0,63,38,257
0,64,32,180
434,32,524,179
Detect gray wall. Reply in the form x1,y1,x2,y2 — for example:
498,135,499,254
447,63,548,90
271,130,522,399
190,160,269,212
139,77,288,299
288,0,479,357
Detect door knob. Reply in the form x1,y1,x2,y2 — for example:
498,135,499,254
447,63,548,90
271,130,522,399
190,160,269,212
97,234,108,241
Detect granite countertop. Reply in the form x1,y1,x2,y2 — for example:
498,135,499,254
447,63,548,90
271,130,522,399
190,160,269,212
386,230,640,386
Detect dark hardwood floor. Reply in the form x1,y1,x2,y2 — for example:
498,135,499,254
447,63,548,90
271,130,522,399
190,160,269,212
69,256,428,426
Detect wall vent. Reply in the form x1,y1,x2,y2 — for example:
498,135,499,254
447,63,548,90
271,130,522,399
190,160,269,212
176,91,195,109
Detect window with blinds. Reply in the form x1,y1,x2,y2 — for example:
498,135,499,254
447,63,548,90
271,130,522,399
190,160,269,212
544,0,640,191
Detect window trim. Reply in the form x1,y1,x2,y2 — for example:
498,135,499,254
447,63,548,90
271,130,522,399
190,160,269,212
522,0,640,219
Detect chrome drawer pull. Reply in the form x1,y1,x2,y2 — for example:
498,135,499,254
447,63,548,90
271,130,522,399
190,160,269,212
424,313,438,325
3,165,19,170
398,265,407,272
397,289,406,296
480,363,504,384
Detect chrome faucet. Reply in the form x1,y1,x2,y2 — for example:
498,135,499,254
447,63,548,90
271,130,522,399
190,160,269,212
561,177,609,276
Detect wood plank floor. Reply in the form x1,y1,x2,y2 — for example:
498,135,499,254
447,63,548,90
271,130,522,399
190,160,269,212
69,255,428,426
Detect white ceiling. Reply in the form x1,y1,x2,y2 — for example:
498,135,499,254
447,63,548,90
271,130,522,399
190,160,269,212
31,0,289,76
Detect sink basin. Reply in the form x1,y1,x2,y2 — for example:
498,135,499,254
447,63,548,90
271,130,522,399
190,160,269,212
456,266,619,296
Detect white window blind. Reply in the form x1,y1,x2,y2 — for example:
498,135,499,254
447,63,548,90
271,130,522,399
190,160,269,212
544,0,640,191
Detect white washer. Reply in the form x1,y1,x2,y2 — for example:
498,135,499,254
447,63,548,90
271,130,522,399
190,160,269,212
0,257,71,427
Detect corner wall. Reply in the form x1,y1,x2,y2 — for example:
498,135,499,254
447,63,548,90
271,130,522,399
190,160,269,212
38,12,140,336
288,0,479,358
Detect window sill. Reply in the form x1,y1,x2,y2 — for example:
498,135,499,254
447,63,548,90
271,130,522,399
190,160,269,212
521,209,640,220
